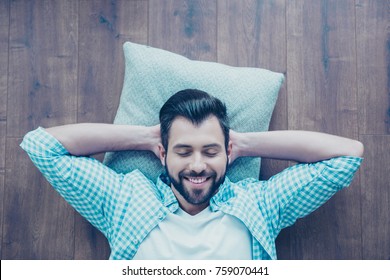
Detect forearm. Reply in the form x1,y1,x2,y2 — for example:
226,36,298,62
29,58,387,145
233,130,364,163
45,123,160,156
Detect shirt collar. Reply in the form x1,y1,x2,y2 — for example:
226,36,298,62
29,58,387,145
156,174,179,211
210,177,235,209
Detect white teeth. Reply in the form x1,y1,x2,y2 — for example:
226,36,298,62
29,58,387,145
188,177,207,184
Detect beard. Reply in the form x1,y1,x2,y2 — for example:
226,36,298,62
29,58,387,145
164,161,228,206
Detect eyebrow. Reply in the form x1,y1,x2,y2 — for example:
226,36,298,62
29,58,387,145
172,143,222,149
172,144,192,149
203,143,223,149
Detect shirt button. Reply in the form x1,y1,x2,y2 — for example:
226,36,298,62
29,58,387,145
157,212,165,220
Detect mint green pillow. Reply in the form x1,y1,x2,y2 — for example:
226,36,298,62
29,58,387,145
103,42,284,182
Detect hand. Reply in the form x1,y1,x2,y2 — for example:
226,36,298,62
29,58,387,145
149,124,162,160
229,129,243,165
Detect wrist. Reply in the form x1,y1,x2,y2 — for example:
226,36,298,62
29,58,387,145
142,124,161,155
230,130,250,159
233,131,266,158
236,132,253,158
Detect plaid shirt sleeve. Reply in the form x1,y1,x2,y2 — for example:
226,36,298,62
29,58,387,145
256,156,363,235
20,127,124,238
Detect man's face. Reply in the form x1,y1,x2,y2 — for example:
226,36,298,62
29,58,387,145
159,116,231,215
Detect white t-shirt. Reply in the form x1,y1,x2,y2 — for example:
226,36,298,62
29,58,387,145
133,207,252,259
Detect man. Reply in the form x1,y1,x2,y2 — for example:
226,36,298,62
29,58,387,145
21,89,363,260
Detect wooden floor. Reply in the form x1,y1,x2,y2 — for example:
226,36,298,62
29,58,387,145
0,0,389,260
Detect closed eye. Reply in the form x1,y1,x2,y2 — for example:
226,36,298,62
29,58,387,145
203,149,220,157
177,152,191,157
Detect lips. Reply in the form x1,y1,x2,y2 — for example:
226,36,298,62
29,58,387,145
179,171,216,187
186,177,208,184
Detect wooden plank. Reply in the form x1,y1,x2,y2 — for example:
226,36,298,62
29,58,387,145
78,0,148,124
285,0,361,259
217,0,285,71
0,122,5,258
216,0,287,128
0,0,9,258
3,138,74,259
7,0,78,137
4,0,78,259
361,135,390,259
149,0,217,60
76,0,148,259
0,122,5,177
74,217,111,260
0,0,9,121
0,173,3,258
356,0,389,135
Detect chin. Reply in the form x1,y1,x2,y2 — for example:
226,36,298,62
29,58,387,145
180,175,225,205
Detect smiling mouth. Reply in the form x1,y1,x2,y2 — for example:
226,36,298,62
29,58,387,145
185,176,210,184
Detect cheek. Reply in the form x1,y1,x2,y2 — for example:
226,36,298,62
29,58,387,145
165,154,186,173
208,156,229,171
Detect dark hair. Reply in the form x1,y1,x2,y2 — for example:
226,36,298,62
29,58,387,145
159,89,230,151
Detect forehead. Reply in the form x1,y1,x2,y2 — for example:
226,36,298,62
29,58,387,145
168,116,225,147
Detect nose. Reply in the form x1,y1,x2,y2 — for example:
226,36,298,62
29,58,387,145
189,153,207,173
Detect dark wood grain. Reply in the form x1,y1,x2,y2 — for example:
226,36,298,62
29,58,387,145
0,173,3,258
7,0,78,137
4,0,78,260
0,0,9,121
0,0,9,258
0,123,5,258
217,0,287,127
361,135,390,259
0,124,4,171
285,0,361,259
149,0,217,60
356,0,390,135
77,0,148,124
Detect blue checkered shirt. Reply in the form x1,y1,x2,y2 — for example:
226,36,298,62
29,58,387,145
20,127,362,260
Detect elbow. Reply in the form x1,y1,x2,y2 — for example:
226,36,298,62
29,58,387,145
349,140,364,158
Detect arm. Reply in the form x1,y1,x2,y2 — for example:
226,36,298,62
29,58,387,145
20,123,161,236
234,130,364,233
230,130,364,163
46,123,161,157
253,155,363,233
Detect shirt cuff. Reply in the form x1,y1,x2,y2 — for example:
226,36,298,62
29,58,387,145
318,156,363,187
20,127,69,157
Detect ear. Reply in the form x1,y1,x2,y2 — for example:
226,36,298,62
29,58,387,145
227,140,233,164
158,143,166,166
